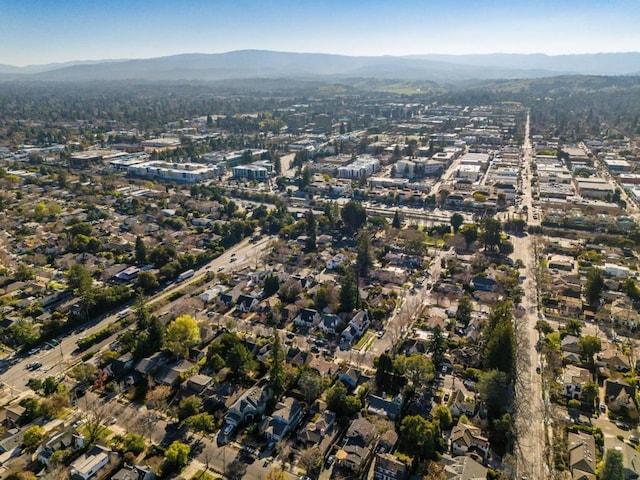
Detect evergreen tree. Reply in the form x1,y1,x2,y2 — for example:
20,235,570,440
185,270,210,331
135,236,148,264
305,210,317,253
339,267,358,313
269,329,285,397
356,230,373,277
392,210,402,229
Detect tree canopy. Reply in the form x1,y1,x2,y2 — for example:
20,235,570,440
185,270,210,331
166,315,200,358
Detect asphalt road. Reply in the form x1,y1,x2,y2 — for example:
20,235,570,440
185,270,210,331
0,235,274,395
512,113,548,479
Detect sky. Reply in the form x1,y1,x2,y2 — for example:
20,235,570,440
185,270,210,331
1,0,639,66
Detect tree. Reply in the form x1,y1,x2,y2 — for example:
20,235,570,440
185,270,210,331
428,325,447,367
484,318,516,376
600,448,624,480
135,236,148,263
325,382,360,418
339,267,358,313
23,425,45,449
7,319,39,347
122,433,146,455
450,213,464,233
481,217,502,252
585,267,605,308
226,342,255,377
398,415,440,460
299,165,312,190
456,295,473,326
269,331,285,397
565,319,582,337
42,393,70,417
356,230,374,277
404,355,435,386
392,210,402,229
263,274,280,297
304,210,317,253
298,370,324,404
460,224,478,249
84,400,109,443
578,335,602,368
67,263,93,293
185,413,215,440
166,315,200,359
432,404,453,431
299,447,323,474
535,319,553,335
135,271,159,292
375,353,395,392
478,369,510,419
163,441,190,473
341,200,367,233
177,396,201,422
582,381,599,410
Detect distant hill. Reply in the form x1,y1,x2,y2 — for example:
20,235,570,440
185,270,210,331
2,50,639,83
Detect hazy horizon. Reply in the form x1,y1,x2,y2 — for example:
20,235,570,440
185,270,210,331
2,0,639,67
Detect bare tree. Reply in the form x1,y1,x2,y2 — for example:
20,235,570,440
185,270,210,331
83,399,110,444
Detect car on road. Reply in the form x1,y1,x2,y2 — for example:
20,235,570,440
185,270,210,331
217,266,224,272
615,420,630,430
599,402,606,413
27,347,40,356
326,455,335,467
26,361,42,371
377,331,384,338
73,420,83,430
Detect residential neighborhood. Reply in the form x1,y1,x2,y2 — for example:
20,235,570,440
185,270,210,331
0,72,638,480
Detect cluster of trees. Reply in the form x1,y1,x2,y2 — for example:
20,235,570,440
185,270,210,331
375,353,436,395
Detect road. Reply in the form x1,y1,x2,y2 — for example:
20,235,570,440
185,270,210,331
0,235,275,396
512,112,548,479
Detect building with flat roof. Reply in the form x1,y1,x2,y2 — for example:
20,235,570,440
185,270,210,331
337,156,380,179
232,160,273,181
127,161,221,183
457,164,481,181
576,178,614,199
603,157,632,173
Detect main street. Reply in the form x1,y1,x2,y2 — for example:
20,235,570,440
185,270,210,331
0,235,275,395
512,112,549,479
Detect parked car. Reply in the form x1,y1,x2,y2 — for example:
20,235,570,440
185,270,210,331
599,402,606,413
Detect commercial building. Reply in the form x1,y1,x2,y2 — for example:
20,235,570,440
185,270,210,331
127,161,221,183
337,156,381,179
576,178,614,199
232,160,273,181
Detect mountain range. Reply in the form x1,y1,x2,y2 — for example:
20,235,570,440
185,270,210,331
1,50,639,83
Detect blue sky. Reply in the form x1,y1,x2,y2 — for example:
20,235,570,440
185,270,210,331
1,0,639,66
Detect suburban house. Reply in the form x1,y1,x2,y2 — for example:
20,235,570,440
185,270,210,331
563,365,591,400
38,430,85,466
326,253,346,270
70,445,119,480
471,276,496,292
153,360,195,387
294,308,321,329
224,384,273,429
186,374,214,394
339,367,362,391
561,335,581,354
111,464,156,480
297,410,337,455
319,314,341,335
308,354,339,377
236,294,259,313
341,417,377,473
568,431,596,480
603,437,640,479
449,390,479,419
604,380,638,419
367,393,404,421
260,397,304,442
340,310,370,345
598,348,631,372
449,423,490,460
373,453,408,480
439,454,488,480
